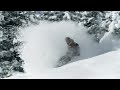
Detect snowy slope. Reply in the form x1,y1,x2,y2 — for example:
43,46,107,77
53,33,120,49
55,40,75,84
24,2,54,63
34,50,120,79
7,50,120,79
6,21,120,79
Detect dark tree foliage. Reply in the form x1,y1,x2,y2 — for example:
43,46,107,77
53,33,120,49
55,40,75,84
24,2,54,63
0,11,39,78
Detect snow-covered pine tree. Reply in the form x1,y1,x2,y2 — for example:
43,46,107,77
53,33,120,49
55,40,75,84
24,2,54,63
78,11,108,42
110,11,120,38
0,11,40,78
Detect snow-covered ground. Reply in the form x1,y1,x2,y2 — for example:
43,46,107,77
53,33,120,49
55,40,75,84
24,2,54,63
6,21,120,79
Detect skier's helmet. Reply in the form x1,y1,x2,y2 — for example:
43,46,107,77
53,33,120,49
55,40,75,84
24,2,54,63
65,37,74,45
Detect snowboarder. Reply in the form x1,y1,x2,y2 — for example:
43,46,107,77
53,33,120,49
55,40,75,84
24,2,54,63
56,37,80,67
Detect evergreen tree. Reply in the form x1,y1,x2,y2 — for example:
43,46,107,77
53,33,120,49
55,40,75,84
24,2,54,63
0,11,39,78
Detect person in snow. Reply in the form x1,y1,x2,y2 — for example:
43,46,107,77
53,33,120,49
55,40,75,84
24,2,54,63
56,37,80,67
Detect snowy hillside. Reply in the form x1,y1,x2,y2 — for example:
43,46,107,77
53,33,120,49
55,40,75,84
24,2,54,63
6,21,120,79
7,50,120,79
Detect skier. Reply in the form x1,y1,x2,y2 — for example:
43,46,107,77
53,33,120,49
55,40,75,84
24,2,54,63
56,37,80,67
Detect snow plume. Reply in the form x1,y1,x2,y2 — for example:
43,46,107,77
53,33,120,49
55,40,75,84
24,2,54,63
18,21,120,77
